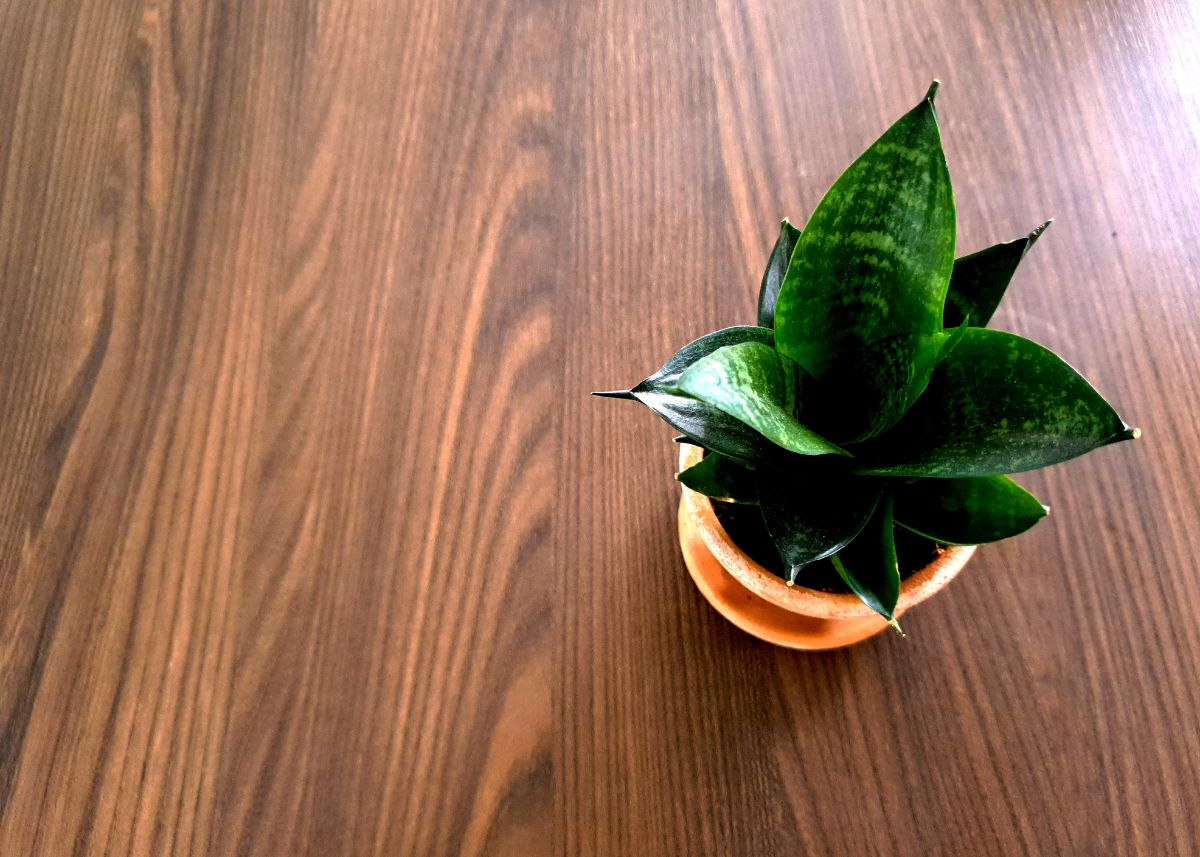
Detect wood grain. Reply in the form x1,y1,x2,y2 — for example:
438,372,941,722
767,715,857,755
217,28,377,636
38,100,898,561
1,0,1198,854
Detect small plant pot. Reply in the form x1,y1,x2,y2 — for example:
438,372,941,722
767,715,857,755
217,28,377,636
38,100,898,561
676,444,975,650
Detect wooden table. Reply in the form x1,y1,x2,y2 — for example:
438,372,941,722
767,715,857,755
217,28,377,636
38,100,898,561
2,1,1198,854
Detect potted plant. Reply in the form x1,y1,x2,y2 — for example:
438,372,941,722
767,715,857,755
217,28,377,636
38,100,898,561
595,82,1138,649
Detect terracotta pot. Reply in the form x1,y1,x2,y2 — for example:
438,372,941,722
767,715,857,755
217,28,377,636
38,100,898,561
676,444,975,650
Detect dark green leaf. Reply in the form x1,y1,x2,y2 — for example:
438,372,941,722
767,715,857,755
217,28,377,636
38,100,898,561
858,328,1137,477
829,495,902,625
894,475,1048,545
775,83,955,382
757,456,884,578
757,219,802,328
944,221,1050,328
677,452,758,504
594,326,778,465
804,330,950,444
636,326,775,391
629,389,764,466
673,342,849,457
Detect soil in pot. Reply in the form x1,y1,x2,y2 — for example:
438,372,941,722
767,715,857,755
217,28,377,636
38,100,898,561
710,500,943,592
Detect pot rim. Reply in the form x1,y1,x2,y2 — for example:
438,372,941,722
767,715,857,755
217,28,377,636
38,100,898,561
678,443,975,620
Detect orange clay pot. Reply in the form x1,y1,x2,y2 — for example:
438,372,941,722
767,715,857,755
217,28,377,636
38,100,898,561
677,444,975,650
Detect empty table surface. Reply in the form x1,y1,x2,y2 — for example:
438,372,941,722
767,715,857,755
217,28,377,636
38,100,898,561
1,1,1198,854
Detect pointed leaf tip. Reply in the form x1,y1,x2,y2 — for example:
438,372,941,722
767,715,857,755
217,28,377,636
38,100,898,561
1110,424,1140,443
861,329,1133,477
893,475,1049,544
592,389,636,399
758,220,803,328
944,221,1053,328
925,80,940,103
623,326,778,464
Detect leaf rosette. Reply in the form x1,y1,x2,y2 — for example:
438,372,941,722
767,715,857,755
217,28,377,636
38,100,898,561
597,83,1137,624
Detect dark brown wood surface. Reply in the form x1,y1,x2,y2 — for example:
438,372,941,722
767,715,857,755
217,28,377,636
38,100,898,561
2,0,1198,854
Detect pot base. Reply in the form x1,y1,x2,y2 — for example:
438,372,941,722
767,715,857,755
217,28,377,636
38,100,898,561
678,498,891,650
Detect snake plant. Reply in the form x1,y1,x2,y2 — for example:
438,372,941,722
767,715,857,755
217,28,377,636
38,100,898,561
596,82,1137,628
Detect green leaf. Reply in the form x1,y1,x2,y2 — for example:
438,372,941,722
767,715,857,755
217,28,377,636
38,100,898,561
672,342,849,457
677,452,758,504
774,82,955,381
757,456,884,577
829,495,902,625
803,330,950,443
757,219,802,328
936,317,970,363
894,475,1048,545
636,326,775,390
628,389,764,466
594,326,777,465
858,328,1137,477
944,221,1050,328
